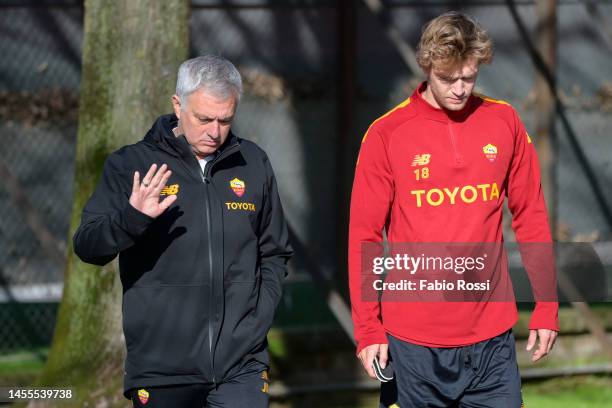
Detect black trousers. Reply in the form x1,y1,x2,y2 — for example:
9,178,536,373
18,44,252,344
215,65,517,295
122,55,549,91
381,330,523,408
130,361,270,408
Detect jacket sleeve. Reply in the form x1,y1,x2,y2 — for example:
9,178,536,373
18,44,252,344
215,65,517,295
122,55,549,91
73,152,155,266
506,108,559,331
349,127,394,353
252,153,293,334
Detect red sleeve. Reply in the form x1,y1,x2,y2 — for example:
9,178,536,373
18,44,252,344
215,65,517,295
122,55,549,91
348,127,394,353
506,108,559,331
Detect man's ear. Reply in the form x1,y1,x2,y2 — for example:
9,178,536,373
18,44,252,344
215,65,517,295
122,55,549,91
171,95,182,120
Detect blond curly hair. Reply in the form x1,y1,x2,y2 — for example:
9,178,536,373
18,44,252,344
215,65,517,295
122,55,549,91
416,11,493,72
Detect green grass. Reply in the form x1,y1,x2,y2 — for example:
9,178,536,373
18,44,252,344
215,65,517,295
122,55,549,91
0,348,47,387
522,375,612,408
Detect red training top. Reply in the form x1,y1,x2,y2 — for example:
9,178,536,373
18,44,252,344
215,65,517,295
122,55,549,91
348,82,559,353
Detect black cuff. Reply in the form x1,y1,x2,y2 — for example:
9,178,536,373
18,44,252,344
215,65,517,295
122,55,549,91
121,203,155,237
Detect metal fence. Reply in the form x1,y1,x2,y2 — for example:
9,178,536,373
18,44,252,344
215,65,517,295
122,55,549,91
1,0,612,353
0,0,82,352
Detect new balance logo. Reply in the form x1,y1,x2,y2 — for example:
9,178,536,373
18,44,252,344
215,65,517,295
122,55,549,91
412,154,431,167
160,184,179,195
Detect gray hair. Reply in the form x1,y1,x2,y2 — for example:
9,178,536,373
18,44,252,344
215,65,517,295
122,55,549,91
176,55,243,106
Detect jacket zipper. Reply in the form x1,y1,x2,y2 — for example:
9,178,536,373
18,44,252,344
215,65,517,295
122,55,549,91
447,122,463,166
203,177,216,384
199,142,240,385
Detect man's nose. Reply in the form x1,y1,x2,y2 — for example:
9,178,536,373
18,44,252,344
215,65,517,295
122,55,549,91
209,120,221,138
451,80,465,96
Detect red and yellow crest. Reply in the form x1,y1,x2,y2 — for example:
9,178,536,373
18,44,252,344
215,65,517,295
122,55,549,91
137,389,149,405
230,178,246,197
482,144,498,162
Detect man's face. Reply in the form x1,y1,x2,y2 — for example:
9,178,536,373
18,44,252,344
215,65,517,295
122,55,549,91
172,88,237,159
424,58,479,111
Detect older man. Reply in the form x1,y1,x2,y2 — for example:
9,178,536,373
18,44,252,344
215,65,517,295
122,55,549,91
74,55,292,407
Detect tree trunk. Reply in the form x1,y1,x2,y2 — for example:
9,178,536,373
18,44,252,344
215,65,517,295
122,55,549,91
33,1,189,406
534,0,557,237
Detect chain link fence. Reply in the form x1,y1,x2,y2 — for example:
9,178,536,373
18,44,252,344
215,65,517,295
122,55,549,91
0,1,82,353
1,0,612,355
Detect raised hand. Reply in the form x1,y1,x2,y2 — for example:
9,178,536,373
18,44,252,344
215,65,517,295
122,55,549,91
129,163,177,218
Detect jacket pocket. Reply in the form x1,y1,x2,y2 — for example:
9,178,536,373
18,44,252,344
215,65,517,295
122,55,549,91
217,278,275,363
123,284,212,378
214,279,265,377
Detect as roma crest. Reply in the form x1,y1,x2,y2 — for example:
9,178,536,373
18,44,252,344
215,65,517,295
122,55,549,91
230,178,246,197
137,389,149,405
482,144,498,162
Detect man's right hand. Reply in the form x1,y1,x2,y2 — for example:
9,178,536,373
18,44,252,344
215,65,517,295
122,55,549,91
358,343,388,379
129,163,177,218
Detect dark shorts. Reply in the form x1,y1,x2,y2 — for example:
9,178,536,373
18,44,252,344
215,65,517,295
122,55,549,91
381,330,523,408
130,360,270,408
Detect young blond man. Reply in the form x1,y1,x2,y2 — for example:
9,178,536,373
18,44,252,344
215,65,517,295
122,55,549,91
349,12,558,407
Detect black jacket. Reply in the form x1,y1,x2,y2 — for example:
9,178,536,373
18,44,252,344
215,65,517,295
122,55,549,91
73,114,292,395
